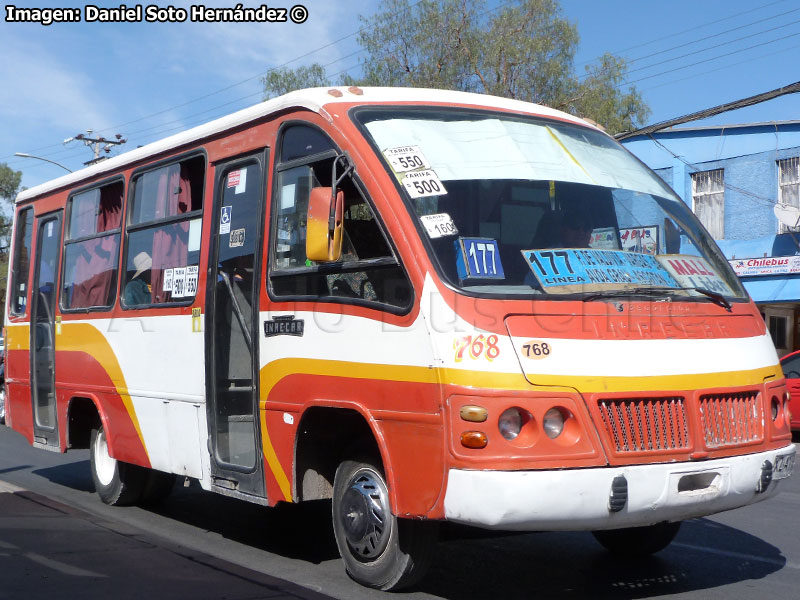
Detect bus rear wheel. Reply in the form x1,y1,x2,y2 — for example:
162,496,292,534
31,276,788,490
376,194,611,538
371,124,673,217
90,425,146,506
592,521,681,557
332,457,438,591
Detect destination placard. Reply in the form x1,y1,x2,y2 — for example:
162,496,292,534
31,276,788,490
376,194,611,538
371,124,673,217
522,248,678,292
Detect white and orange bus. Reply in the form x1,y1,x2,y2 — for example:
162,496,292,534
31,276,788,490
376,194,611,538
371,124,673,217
4,87,795,590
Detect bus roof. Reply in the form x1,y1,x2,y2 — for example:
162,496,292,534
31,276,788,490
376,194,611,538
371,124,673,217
15,87,591,204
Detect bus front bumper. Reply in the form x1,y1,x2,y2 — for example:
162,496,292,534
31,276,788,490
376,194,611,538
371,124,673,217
442,443,796,531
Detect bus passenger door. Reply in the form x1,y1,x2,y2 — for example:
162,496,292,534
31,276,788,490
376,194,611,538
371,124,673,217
30,212,62,450
205,153,267,499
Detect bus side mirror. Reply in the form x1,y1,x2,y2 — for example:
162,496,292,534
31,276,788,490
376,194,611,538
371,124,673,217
306,186,344,262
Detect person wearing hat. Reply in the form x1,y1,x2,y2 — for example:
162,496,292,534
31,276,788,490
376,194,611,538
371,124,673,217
124,251,152,305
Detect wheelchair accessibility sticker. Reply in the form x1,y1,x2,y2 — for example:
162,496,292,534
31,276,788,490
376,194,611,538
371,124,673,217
220,206,232,234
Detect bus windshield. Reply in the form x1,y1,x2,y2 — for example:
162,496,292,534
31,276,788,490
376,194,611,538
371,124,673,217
354,108,746,301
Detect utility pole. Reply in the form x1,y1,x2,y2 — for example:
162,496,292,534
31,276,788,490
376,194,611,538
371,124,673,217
64,130,127,166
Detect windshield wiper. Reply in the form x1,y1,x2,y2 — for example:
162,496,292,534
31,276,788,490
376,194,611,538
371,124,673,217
691,287,732,312
582,286,733,312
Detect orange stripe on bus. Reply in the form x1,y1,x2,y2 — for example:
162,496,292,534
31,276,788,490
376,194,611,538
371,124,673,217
258,358,778,502
58,323,148,456
5,322,148,457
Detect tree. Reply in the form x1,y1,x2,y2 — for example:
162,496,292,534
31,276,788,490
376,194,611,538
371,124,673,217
0,163,22,313
261,0,649,134
0,163,21,202
261,63,331,98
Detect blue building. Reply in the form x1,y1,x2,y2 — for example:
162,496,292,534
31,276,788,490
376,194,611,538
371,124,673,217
621,121,800,356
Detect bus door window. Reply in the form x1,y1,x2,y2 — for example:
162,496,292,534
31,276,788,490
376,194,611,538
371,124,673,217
32,214,62,433
9,207,34,316
211,160,263,470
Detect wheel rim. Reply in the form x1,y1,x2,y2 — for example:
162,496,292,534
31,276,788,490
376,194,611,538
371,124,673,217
93,428,116,486
338,467,392,560
0,388,5,420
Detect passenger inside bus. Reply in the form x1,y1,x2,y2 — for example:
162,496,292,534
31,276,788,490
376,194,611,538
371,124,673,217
124,251,152,305
531,207,594,249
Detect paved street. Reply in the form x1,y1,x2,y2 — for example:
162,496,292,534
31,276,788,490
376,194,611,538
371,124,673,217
1,424,799,599
0,480,333,600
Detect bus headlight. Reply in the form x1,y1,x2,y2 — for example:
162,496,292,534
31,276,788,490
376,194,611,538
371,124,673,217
498,407,530,440
543,407,566,439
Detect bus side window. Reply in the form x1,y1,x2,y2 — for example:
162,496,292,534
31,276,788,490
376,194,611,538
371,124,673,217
9,206,34,316
270,124,412,309
122,155,205,307
62,180,123,311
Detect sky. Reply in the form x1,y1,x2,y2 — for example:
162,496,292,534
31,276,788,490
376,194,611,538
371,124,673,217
2,0,799,191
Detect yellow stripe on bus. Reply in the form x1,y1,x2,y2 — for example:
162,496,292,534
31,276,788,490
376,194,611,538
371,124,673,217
5,322,148,457
258,358,778,502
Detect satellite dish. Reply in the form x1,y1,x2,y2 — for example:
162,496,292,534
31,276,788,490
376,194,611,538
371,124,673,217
774,203,800,228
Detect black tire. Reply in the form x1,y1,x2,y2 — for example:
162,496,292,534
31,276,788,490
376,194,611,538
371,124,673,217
592,521,681,557
89,426,146,506
139,469,177,506
332,456,438,591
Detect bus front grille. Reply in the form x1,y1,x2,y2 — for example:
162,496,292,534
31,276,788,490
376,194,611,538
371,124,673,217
699,391,763,448
597,397,690,453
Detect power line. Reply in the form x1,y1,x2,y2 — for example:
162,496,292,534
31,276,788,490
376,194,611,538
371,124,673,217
578,6,800,83
622,17,800,78
577,0,790,66
616,80,800,139
640,40,800,94
624,30,800,86
624,7,799,67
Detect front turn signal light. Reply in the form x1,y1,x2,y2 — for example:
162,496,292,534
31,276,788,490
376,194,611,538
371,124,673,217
461,431,488,449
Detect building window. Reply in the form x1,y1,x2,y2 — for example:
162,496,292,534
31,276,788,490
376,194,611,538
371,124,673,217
769,315,788,350
778,157,800,233
62,180,123,310
691,169,724,239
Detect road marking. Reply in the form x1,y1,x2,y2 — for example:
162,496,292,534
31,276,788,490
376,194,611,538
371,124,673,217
24,552,107,577
673,542,797,569
0,480,26,493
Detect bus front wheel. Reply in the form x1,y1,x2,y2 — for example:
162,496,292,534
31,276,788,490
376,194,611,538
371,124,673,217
332,457,438,591
90,425,146,506
592,521,681,557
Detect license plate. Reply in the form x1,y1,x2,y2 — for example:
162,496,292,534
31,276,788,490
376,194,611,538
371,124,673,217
774,452,795,480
